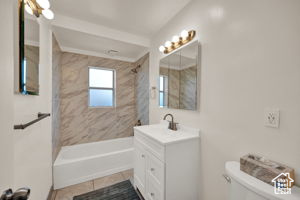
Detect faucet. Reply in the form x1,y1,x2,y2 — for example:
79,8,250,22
163,114,178,131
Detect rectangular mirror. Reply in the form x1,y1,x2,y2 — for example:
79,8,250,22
19,0,40,95
159,41,199,110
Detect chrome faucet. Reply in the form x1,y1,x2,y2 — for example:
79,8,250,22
163,114,178,131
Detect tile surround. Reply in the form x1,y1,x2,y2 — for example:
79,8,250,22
134,53,149,125
160,66,197,110
60,53,138,146
25,45,39,92
52,35,63,161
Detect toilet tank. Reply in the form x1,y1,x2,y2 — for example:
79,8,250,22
225,161,300,200
229,177,276,200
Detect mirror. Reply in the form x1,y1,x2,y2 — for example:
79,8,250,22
19,0,40,95
159,41,199,110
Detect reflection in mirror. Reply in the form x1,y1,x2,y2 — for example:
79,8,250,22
159,41,198,110
20,2,39,95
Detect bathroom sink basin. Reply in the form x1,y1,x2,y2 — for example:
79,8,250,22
134,121,200,145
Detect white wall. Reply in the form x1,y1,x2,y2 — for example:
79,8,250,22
0,1,52,198
13,17,53,199
149,0,300,199
0,0,15,192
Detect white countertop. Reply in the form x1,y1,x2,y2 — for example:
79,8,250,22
134,121,200,145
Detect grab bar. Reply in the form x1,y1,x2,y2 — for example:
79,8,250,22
14,113,50,130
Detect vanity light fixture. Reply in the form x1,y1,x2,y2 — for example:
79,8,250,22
158,30,196,54
23,0,54,20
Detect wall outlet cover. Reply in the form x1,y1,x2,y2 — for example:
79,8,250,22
264,108,280,128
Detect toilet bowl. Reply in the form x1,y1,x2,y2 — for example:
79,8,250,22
225,161,300,200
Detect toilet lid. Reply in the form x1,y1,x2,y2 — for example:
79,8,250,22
225,161,300,200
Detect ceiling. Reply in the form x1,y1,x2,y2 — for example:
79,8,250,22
52,0,192,38
53,26,147,62
50,0,192,62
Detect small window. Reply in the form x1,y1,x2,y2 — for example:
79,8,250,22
159,75,168,107
89,67,115,107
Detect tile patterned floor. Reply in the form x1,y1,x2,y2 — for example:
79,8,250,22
51,169,133,200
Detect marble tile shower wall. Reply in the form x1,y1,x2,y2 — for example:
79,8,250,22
60,53,137,146
160,66,197,110
25,45,39,92
134,53,149,125
179,66,197,110
160,67,180,108
52,35,62,161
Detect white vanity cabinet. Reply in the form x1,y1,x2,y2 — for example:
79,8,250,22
134,123,200,200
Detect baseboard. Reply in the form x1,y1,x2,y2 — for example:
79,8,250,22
136,187,145,200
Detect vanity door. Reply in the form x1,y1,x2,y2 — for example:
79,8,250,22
134,142,147,195
146,153,164,200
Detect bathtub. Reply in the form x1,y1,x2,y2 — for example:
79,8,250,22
53,137,134,189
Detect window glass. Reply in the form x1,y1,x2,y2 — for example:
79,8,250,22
89,68,115,107
89,68,113,88
159,76,168,107
160,76,164,91
159,92,164,107
89,89,113,107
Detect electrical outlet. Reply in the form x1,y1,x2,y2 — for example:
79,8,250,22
264,108,280,128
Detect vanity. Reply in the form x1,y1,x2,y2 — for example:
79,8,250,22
133,121,200,200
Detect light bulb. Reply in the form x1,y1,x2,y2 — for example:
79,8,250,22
172,35,180,43
159,46,165,52
180,30,189,39
25,4,33,15
165,41,172,48
37,0,50,9
42,9,54,20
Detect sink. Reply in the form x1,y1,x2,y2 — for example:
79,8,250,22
133,121,200,199
134,121,200,145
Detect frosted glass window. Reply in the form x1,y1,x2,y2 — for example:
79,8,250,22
89,89,113,107
89,67,115,107
159,75,168,107
89,68,113,88
160,76,164,91
159,92,164,107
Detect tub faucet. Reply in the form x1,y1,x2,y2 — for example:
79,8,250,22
163,114,178,131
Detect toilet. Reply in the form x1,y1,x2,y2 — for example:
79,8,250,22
225,161,300,200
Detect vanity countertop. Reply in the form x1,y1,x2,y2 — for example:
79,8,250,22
134,121,200,145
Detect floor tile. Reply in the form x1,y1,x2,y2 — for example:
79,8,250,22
55,181,93,200
93,172,125,190
122,169,134,180
49,190,57,200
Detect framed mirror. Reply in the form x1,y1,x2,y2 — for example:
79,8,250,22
19,0,40,95
159,41,199,110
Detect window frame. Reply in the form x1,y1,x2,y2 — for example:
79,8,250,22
159,75,168,107
88,66,116,108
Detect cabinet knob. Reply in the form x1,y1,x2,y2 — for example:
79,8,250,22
141,154,145,158
150,168,155,171
151,192,155,196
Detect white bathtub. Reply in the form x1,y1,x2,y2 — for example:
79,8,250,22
53,137,134,189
